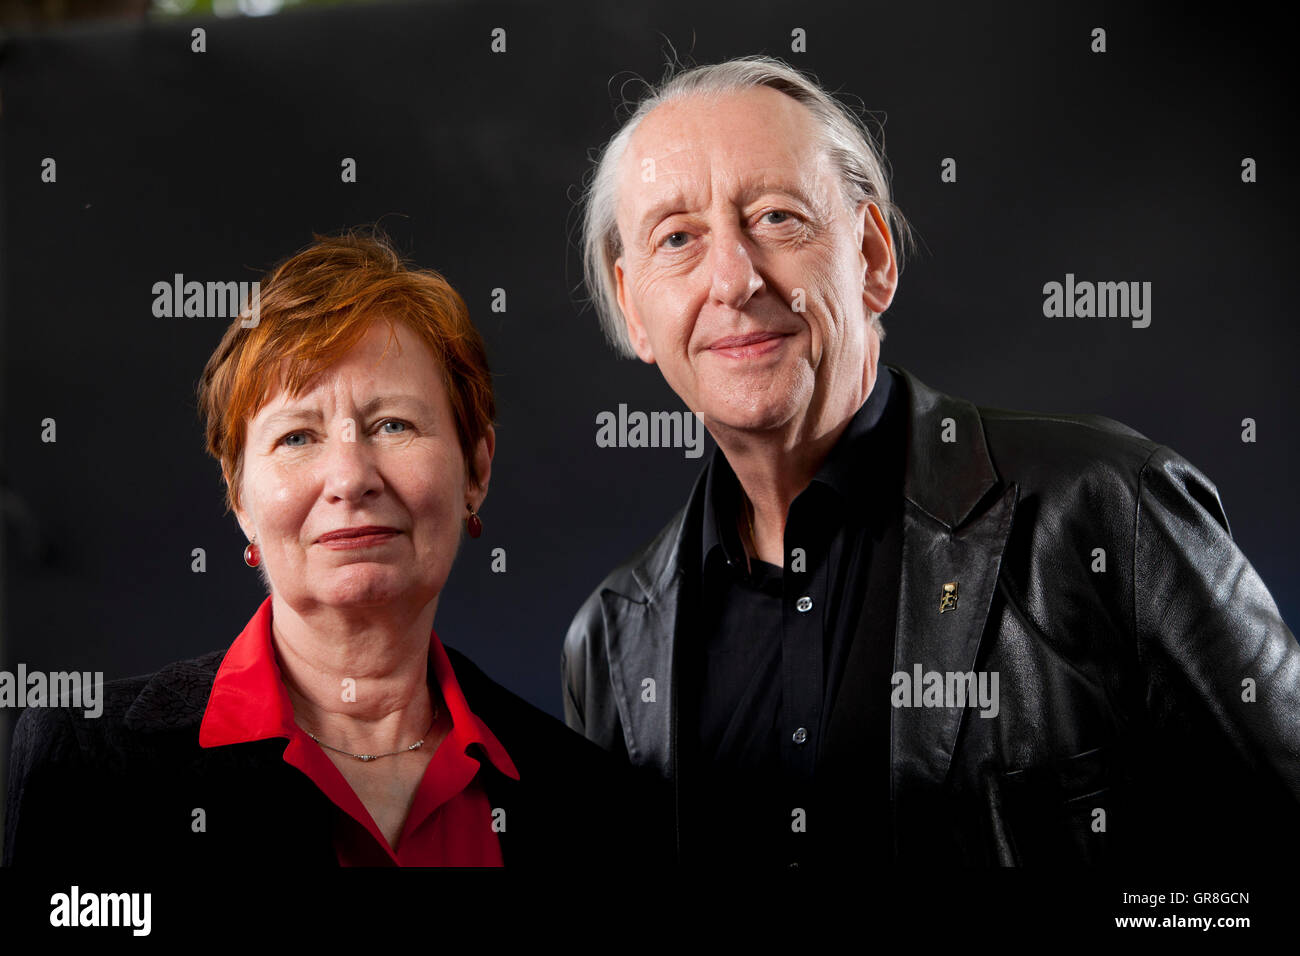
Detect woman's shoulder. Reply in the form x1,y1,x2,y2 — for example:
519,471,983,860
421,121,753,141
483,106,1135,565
439,643,674,859
7,648,229,765
440,643,616,766
440,643,563,734
1,647,292,868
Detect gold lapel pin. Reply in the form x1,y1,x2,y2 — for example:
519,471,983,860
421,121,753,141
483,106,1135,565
939,581,959,613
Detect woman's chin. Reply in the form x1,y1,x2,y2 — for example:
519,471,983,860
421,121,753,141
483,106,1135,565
309,568,413,608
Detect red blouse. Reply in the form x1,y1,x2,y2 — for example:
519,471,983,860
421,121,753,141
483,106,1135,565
198,596,519,866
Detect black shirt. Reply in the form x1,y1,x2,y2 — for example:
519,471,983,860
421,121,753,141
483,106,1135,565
681,364,907,867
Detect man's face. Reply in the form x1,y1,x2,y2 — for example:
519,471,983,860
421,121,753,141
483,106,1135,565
614,86,895,436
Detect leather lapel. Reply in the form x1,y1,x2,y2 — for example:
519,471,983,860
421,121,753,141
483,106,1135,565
601,582,680,770
599,467,708,773
886,366,1019,849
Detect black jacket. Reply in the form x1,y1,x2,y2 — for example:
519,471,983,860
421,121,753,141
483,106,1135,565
4,642,665,868
562,362,1300,865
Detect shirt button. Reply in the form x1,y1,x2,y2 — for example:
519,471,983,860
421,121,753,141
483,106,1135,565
795,595,813,613
792,727,808,745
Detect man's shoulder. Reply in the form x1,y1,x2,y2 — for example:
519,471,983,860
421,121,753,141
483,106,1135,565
974,401,1164,490
965,398,1230,548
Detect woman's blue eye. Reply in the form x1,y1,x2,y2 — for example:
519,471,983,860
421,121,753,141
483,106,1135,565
663,232,688,248
278,420,408,447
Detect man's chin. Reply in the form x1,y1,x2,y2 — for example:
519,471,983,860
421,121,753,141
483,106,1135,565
699,400,800,437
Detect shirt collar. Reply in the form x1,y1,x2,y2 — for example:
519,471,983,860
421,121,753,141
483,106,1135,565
198,596,519,782
701,363,902,569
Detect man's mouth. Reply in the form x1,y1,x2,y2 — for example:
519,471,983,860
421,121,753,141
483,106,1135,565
708,331,791,357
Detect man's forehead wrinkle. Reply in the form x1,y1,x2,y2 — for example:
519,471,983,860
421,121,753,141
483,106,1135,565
639,117,824,191
641,136,697,166
617,93,838,242
628,149,820,206
620,136,701,205
628,169,833,239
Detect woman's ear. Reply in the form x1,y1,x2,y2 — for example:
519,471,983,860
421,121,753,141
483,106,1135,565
470,425,495,506
234,503,253,541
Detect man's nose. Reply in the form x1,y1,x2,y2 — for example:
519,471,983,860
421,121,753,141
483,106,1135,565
706,224,764,311
320,424,382,503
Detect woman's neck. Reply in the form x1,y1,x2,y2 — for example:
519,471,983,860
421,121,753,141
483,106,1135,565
269,594,440,754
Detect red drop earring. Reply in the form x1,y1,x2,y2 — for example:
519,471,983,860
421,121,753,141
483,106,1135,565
244,538,261,567
465,503,483,539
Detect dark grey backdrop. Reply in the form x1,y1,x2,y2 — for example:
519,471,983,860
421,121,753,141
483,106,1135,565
2,0,1296,824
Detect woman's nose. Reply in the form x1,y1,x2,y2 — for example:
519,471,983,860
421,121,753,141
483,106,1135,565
320,421,382,502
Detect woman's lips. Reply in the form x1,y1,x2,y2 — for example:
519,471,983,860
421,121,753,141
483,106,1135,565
318,532,399,550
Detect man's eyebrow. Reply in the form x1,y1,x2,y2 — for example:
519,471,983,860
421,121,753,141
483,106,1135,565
736,180,824,216
632,181,825,239
255,395,433,432
634,194,689,240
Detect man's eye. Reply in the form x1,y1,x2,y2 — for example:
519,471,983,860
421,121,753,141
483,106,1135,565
762,210,795,225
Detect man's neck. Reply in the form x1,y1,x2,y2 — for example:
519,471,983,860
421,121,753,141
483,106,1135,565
712,385,870,569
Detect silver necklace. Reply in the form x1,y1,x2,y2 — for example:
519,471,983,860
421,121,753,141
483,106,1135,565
304,709,438,762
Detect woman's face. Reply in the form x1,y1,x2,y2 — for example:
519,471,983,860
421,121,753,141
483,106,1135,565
235,319,492,614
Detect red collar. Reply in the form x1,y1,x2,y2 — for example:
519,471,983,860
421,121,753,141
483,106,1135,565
199,596,518,782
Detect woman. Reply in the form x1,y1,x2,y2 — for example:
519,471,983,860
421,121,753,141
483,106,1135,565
3,231,662,868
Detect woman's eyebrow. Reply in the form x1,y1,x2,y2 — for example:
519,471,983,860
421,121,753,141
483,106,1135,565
255,395,433,432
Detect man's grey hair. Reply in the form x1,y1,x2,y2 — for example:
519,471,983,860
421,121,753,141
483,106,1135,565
579,54,916,358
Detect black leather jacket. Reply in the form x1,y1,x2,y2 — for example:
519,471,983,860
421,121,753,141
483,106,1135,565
562,363,1300,865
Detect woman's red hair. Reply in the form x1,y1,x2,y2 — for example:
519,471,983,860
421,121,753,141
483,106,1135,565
197,229,495,515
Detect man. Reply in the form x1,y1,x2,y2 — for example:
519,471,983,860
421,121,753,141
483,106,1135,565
562,55,1300,866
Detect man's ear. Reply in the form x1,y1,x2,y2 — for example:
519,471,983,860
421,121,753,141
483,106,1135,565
469,425,495,507
614,257,657,364
857,201,898,316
